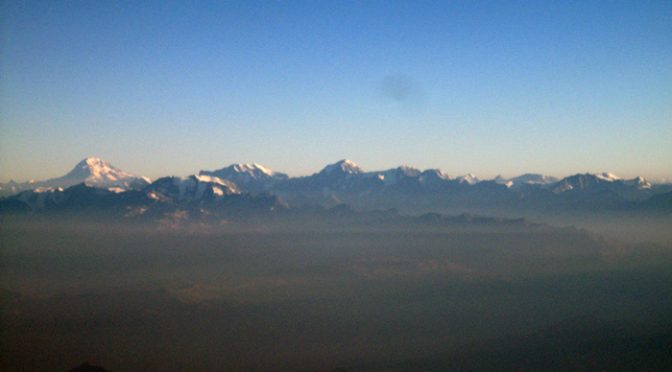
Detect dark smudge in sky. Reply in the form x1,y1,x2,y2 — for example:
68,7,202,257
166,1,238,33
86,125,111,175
379,74,426,112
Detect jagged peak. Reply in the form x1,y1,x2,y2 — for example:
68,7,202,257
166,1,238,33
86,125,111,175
369,165,423,184
199,162,287,180
148,174,240,197
230,163,274,176
560,172,620,183
457,173,479,184
421,168,450,179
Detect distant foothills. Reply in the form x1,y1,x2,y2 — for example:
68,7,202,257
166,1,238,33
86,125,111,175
0,157,670,224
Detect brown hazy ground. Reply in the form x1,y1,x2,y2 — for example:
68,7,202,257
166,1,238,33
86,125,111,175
1,224,672,371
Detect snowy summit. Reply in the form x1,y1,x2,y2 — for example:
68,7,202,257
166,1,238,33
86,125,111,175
62,157,150,187
0,157,150,196
320,159,364,175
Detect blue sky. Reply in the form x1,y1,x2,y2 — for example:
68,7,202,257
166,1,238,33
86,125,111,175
1,0,671,181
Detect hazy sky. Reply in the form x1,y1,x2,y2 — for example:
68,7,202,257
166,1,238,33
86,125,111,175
1,0,671,182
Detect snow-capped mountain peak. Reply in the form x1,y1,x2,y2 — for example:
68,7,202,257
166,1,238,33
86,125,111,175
417,169,451,185
320,159,364,175
498,173,560,188
230,163,275,176
624,176,652,190
145,175,240,203
200,163,285,179
0,157,151,197
198,163,288,192
370,166,422,185
595,172,621,182
457,173,480,185
64,157,130,182
59,157,151,190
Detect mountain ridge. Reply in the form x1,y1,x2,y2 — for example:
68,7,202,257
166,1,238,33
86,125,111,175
1,157,670,218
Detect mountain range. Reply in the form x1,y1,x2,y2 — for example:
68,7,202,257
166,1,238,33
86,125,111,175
1,157,671,225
